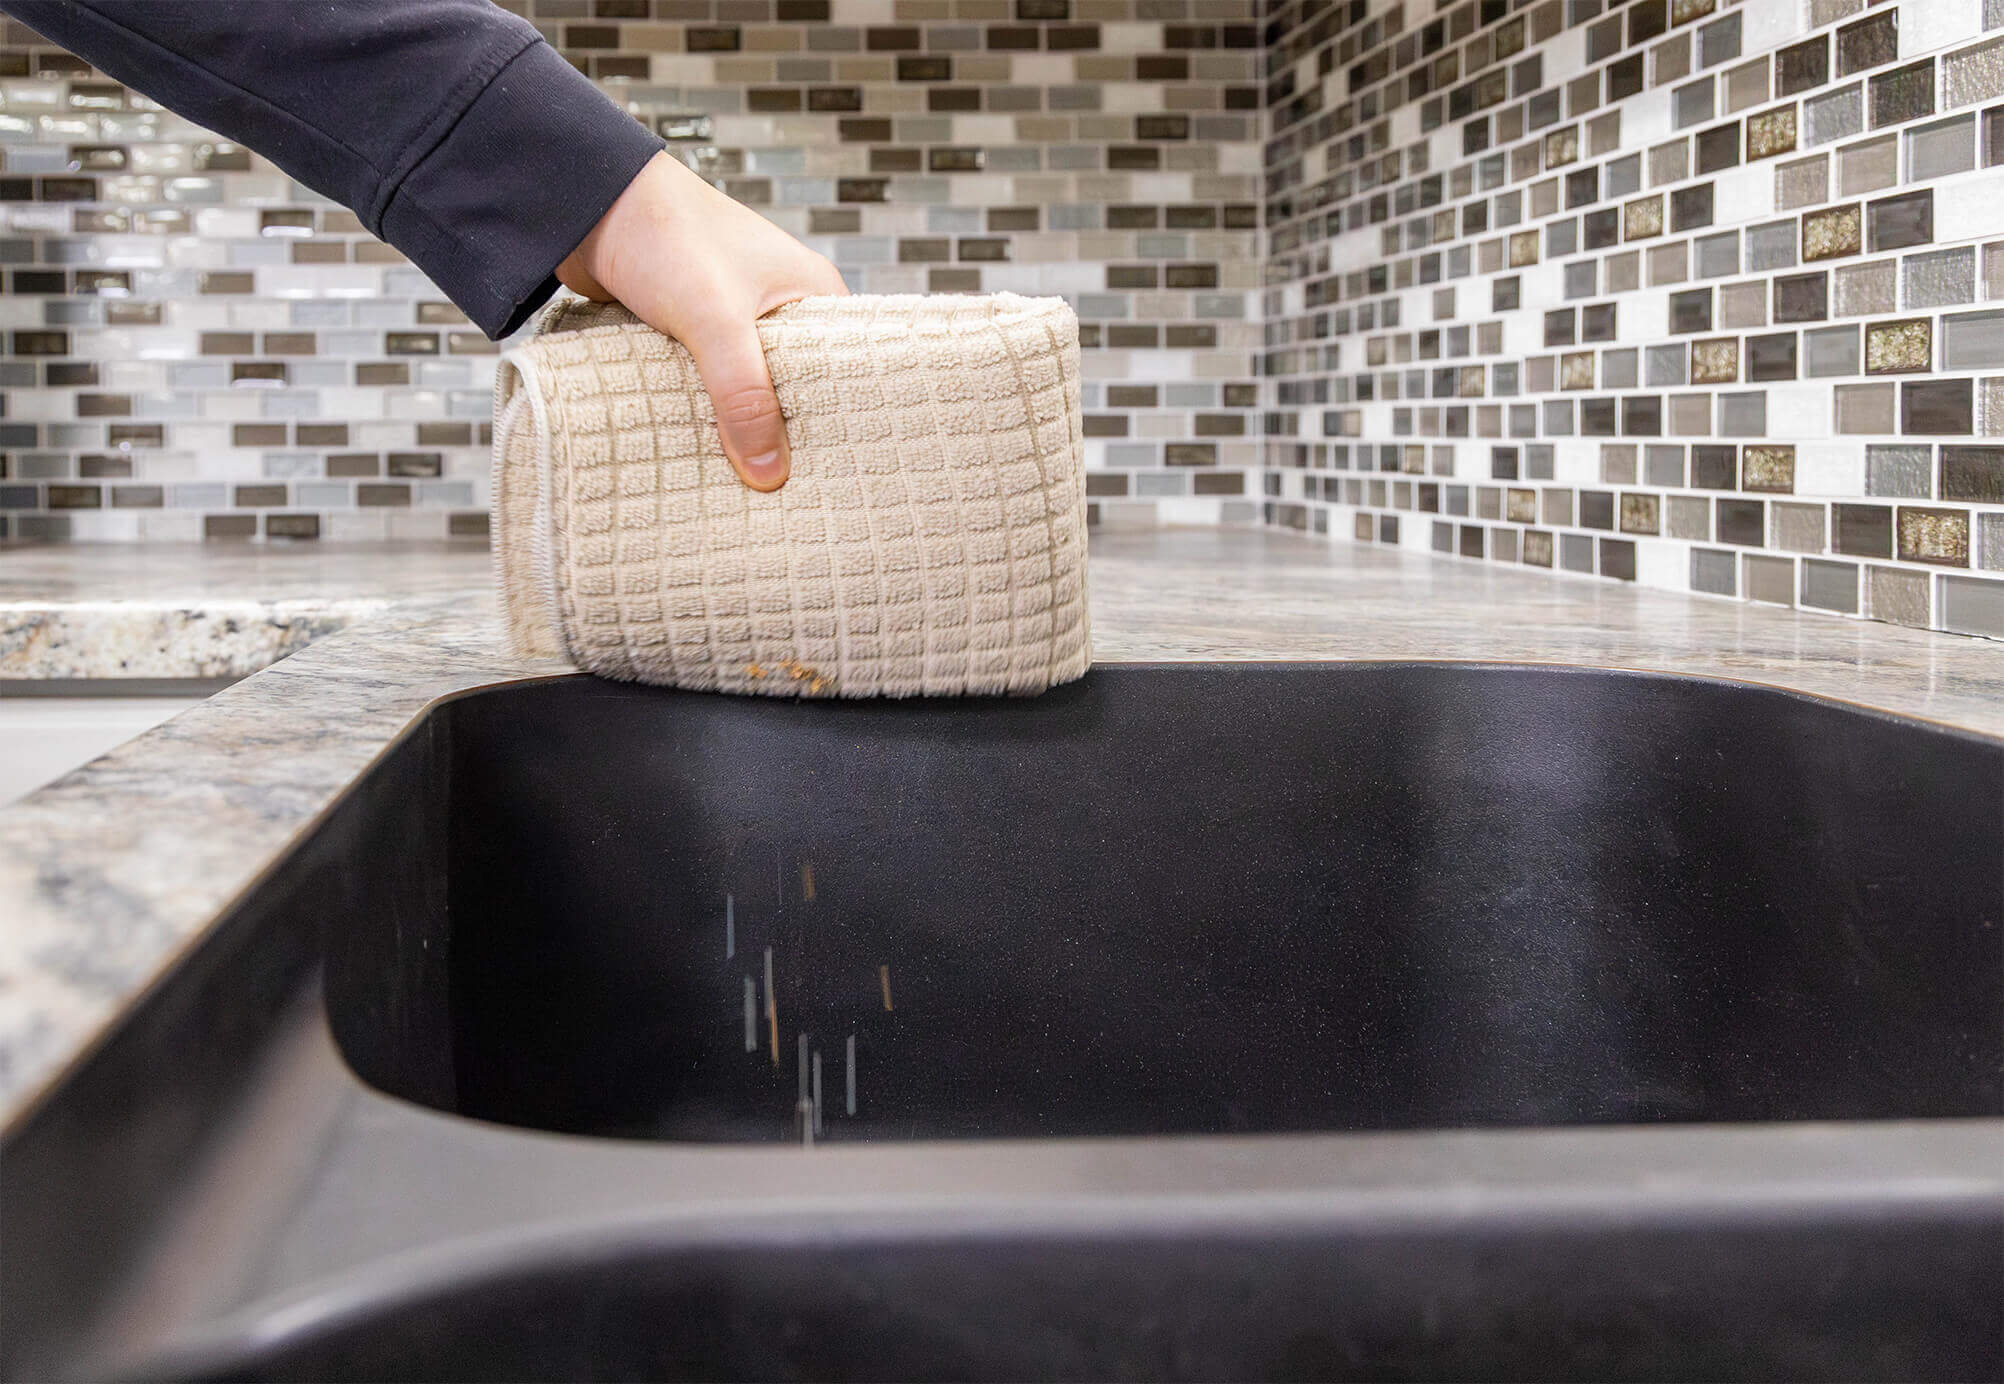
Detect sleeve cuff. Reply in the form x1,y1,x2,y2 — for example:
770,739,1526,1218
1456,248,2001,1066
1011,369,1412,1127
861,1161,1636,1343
380,39,664,339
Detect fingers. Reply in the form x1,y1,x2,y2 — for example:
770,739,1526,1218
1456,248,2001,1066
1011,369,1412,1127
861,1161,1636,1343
683,321,790,492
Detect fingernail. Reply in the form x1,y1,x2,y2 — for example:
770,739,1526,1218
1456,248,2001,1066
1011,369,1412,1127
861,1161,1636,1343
740,448,789,491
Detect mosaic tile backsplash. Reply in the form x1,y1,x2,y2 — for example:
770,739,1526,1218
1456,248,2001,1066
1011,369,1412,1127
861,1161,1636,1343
0,0,1265,542
1260,0,2004,636
2,0,2003,637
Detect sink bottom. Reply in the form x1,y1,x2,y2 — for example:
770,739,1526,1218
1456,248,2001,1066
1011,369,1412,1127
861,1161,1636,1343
142,1202,2000,1382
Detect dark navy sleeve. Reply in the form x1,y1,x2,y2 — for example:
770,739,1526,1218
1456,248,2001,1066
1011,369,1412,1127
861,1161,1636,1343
0,1,664,338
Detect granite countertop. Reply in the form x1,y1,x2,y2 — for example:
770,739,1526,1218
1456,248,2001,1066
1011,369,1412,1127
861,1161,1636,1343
2,527,2001,1132
0,541,493,680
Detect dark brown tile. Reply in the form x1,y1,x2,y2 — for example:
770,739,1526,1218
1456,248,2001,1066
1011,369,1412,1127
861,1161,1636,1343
264,514,321,540
1870,60,1935,128
204,515,257,540
1867,190,1932,250
1901,378,1974,434
1837,11,1897,76
1835,503,1894,556
1942,446,2004,502
1772,272,1827,322
1717,497,1766,545
1748,332,1798,380
1777,35,1828,96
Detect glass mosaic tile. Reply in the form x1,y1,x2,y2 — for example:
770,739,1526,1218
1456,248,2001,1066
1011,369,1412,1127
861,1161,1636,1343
1700,12,1741,67
1897,506,1972,564
1649,138,1691,185
1674,78,1716,129
1620,492,1660,533
1748,332,1800,380
1981,514,2004,570
1941,308,2004,368
1902,248,1976,309
1869,61,1936,130
1804,84,1864,145
1838,503,1897,557
1905,116,1976,180
1866,565,1931,623
1865,317,1932,373
1945,33,2004,109
1805,325,1863,375
1836,382,1898,433
1744,443,1798,492
1695,231,1741,277
1691,337,1739,382
1747,220,1798,270
1720,281,1768,326
1725,59,1771,115
1691,545,1735,590
1837,134,1898,195
1834,259,1897,316
1773,271,1830,321
1775,154,1828,209
1773,502,1827,551
1648,241,1689,283
1941,445,2004,501
1866,444,1934,496
1838,11,1899,77
1778,36,1830,97
1801,559,1861,613
1939,574,2004,636
1623,194,1665,239
1802,203,1864,260
1901,379,1976,434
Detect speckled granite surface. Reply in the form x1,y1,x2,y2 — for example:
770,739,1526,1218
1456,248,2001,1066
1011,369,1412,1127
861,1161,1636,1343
0,542,490,680
1,528,2001,1130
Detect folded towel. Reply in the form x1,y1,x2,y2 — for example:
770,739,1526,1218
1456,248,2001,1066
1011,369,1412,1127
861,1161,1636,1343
492,292,1091,698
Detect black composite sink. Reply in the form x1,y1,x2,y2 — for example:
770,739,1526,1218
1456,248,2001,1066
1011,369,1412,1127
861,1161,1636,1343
3,664,1999,1382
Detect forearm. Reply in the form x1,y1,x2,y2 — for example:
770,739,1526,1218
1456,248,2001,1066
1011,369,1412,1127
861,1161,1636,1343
0,0,663,337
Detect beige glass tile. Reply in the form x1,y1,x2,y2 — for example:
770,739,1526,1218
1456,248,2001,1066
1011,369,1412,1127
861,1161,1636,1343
1775,153,1829,209
1720,281,1768,327
1836,134,1897,194
1725,58,1771,114
1650,138,1691,185
1773,501,1827,550
1668,494,1711,539
1836,381,1898,433
1835,259,1897,315
1866,565,1931,624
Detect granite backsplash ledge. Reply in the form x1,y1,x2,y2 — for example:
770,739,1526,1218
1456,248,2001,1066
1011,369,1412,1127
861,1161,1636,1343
1,0,2002,638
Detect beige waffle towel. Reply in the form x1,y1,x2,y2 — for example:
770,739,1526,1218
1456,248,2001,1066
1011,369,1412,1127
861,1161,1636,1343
492,293,1091,698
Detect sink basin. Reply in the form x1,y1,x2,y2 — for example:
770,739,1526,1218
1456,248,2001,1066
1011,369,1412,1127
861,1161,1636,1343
340,665,2001,1142
3,664,1998,1382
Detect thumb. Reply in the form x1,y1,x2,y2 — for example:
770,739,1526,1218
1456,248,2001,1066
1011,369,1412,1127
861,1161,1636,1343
683,322,790,492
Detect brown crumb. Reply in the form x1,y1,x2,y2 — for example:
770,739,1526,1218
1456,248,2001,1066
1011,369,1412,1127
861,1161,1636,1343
745,663,768,679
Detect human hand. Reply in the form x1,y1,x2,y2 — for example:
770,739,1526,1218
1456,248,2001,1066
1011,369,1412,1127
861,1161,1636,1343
555,151,848,491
